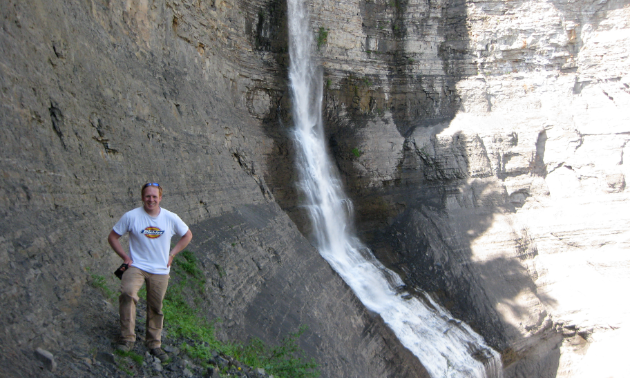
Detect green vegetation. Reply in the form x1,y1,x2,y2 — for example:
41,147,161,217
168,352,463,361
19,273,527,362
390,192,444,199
351,148,362,158
231,326,319,378
163,250,319,378
417,146,430,160
115,349,144,365
87,252,318,377
214,263,226,278
175,250,204,281
114,350,144,376
316,27,328,50
87,270,117,300
118,363,134,377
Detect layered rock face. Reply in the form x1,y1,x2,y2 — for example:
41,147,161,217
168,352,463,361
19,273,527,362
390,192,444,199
0,1,426,377
2,0,628,377
280,0,629,376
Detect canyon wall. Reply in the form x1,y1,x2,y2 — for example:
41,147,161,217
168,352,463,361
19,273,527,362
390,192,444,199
277,0,628,376
1,0,629,377
0,1,426,377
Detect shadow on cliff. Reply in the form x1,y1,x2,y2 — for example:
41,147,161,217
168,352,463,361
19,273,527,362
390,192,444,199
256,0,564,376
262,0,475,235
318,0,563,376
254,0,315,238
367,162,562,375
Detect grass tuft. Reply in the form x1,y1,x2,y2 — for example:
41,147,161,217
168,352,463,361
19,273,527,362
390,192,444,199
89,272,117,300
316,27,328,50
114,349,144,365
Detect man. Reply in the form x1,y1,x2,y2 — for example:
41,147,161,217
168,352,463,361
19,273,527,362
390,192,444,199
108,182,193,361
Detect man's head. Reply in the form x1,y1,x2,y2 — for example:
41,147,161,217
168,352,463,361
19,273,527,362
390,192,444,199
141,182,163,197
141,183,162,214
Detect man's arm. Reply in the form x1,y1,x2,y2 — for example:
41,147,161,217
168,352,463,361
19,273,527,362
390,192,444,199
167,229,193,267
108,230,134,266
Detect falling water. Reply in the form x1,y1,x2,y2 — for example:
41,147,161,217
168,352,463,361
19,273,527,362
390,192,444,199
286,1,503,377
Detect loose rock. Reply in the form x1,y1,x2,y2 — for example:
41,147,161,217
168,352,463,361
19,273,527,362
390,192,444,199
34,348,57,372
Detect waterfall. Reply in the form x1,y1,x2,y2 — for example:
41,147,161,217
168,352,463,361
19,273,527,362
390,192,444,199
286,1,503,377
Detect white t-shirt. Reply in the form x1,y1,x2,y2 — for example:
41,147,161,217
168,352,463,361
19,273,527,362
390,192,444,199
112,207,189,275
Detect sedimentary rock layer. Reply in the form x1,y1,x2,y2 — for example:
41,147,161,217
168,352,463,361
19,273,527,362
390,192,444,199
0,1,426,377
2,0,629,377
274,0,629,376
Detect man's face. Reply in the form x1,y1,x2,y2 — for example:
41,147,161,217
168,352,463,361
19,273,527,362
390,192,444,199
142,186,162,212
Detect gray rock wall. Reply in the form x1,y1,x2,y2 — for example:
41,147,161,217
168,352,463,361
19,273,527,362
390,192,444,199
270,0,629,377
0,0,427,377
2,0,629,377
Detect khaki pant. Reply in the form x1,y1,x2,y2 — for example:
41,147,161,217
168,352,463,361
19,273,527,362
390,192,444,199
119,266,169,349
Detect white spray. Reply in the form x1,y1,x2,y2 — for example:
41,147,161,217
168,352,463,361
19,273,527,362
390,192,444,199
286,0,503,377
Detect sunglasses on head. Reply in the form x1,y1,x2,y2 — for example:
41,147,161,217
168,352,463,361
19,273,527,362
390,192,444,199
143,182,160,188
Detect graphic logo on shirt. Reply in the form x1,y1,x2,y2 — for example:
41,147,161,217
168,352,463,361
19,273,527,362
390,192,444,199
141,227,164,239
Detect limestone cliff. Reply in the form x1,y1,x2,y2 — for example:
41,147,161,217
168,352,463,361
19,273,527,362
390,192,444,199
1,0,629,377
0,1,425,377
272,0,628,377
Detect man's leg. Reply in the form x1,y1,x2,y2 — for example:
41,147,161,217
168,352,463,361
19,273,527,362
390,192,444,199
119,267,146,344
145,273,169,349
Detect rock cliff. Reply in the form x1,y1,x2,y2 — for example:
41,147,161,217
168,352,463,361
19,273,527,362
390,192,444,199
276,0,628,376
1,0,628,377
0,1,425,377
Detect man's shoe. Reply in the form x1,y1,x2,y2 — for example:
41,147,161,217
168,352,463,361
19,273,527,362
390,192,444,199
150,347,168,362
117,341,135,352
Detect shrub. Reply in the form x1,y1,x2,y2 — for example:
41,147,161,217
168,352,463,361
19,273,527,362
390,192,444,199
317,27,328,50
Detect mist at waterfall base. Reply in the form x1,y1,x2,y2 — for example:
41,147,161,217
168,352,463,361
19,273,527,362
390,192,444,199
285,1,503,377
